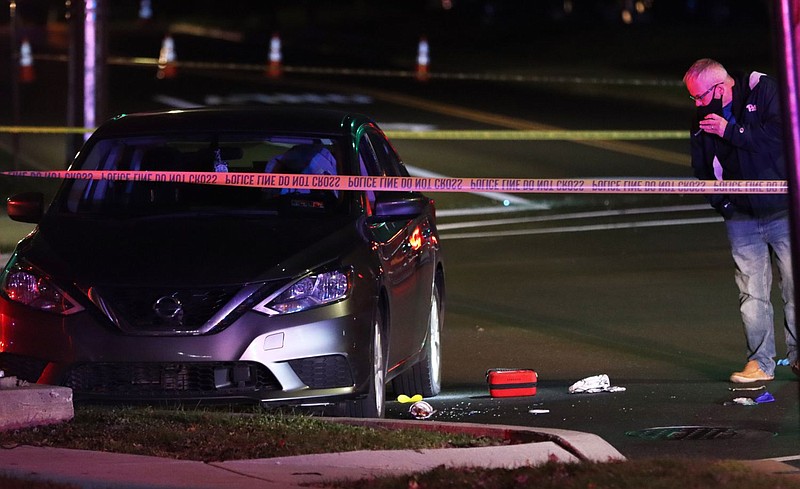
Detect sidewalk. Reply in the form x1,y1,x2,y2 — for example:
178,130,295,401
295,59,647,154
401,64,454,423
4,426,800,489
0,420,624,489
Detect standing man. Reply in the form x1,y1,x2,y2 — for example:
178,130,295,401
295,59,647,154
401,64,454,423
684,58,797,383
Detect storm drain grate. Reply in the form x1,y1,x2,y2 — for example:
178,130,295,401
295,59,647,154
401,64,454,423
626,426,774,441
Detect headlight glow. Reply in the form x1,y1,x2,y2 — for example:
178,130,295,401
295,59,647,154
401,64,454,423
255,269,350,315
1,263,84,315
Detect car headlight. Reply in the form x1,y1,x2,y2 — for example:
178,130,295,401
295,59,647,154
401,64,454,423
254,269,350,316
1,260,84,315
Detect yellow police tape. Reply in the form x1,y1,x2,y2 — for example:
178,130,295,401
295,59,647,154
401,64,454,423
33,53,684,87
1,170,788,194
387,130,688,140
0,126,687,140
0,126,90,135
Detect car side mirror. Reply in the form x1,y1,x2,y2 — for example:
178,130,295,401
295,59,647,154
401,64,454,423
7,192,44,223
371,193,428,221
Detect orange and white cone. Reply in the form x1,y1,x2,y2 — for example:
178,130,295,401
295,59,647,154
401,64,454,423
267,32,283,78
19,39,35,83
415,36,430,82
157,35,177,79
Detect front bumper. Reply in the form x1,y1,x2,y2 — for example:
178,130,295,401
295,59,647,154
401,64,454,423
0,293,377,405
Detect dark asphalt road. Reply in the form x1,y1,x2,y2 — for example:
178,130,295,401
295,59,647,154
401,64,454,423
387,377,800,461
401,211,800,461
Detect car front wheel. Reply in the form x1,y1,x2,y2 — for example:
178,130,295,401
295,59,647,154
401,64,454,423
391,281,442,398
335,307,386,418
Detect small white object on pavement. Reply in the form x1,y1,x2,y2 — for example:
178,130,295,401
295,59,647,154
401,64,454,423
568,374,626,394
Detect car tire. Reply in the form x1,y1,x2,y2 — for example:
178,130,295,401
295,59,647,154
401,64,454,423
335,306,386,418
391,280,442,398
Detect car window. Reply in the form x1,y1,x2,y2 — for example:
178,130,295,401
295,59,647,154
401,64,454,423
356,128,419,241
58,134,345,216
367,131,409,177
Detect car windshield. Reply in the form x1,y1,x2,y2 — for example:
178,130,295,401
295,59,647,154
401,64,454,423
56,133,346,217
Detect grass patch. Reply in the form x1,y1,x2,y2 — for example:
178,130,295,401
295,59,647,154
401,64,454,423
0,405,500,463
338,459,800,489
0,219,35,254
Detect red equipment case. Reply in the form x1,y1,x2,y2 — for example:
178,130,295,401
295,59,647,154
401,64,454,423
486,369,538,397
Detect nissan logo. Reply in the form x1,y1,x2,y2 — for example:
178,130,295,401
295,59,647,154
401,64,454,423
153,294,184,321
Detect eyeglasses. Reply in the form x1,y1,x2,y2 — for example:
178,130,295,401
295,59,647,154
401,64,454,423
689,82,723,102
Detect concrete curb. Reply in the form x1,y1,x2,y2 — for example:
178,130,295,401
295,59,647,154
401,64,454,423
0,418,624,489
0,382,73,431
326,417,626,462
213,420,625,487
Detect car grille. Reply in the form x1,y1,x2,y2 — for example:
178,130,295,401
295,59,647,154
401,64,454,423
93,285,243,334
289,355,354,389
0,353,48,383
63,361,281,399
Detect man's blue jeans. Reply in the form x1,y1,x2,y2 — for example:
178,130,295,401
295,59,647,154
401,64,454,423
725,211,796,376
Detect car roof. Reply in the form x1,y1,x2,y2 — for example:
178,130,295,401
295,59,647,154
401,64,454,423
90,107,377,139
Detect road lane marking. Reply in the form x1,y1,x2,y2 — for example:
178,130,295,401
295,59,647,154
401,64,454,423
152,95,200,109
437,204,552,217
439,216,722,240
406,165,531,205
763,455,800,462
437,204,712,230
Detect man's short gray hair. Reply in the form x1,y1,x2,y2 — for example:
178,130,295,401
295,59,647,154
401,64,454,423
684,58,728,85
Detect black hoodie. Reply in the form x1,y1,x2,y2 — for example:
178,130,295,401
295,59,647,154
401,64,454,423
690,70,789,218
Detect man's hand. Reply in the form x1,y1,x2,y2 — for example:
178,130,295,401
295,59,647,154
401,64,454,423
699,113,728,137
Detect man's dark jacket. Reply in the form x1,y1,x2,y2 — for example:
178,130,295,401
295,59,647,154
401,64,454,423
690,71,789,218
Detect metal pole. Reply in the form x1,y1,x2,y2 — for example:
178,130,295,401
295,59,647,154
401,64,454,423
96,0,107,124
9,0,19,170
775,0,800,420
84,0,96,137
775,0,800,285
81,0,107,134
66,0,84,166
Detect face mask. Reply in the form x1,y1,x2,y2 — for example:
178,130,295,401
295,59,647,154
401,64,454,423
697,95,723,121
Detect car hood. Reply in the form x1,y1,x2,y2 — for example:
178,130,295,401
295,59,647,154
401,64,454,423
24,213,363,287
